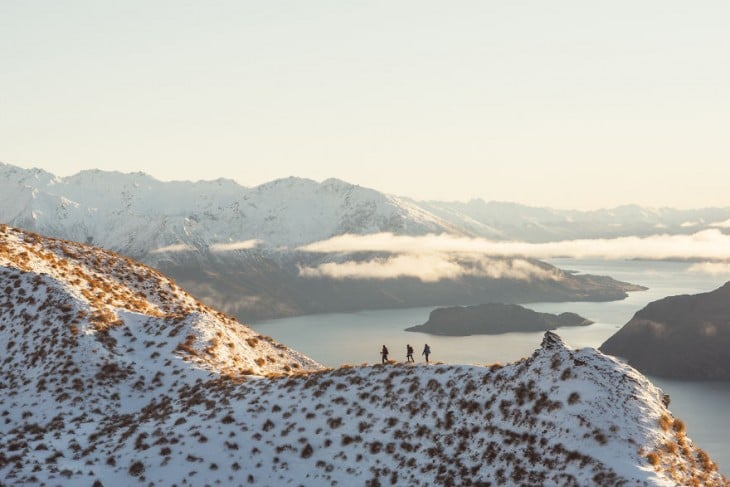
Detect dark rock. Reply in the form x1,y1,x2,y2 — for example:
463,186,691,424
541,331,567,350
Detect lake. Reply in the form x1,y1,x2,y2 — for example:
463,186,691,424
252,258,730,475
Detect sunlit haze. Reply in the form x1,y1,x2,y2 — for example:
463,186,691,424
2,1,729,209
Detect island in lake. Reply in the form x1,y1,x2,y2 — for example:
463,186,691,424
406,302,593,336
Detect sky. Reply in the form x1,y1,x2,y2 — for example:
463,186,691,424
1,1,729,209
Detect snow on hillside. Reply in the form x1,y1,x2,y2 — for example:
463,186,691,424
1,227,725,486
0,225,321,377
0,163,460,255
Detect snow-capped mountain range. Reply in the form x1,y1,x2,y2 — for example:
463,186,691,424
0,162,655,321
1,225,725,485
3,162,730,256
0,162,461,256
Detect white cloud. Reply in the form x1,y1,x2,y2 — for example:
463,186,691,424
151,243,195,253
710,219,730,229
209,240,260,252
298,230,730,261
688,262,730,275
299,255,561,282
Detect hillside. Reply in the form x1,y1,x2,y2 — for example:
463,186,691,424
601,282,730,379
0,224,322,377
406,302,592,336
0,162,644,320
1,226,726,485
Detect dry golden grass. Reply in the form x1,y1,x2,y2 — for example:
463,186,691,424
659,413,672,432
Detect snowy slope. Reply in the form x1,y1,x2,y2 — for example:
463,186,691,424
0,225,321,378
1,226,725,485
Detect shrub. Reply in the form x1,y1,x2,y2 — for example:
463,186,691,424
646,452,660,467
300,443,314,459
658,414,671,432
129,461,145,476
567,392,580,405
369,441,383,454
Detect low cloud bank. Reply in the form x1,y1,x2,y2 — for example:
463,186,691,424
299,229,730,261
151,240,261,253
209,240,260,252
688,262,730,275
298,230,730,280
299,255,561,282
710,219,730,229
151,243,196,253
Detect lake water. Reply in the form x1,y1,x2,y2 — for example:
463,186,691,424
252,259,730,475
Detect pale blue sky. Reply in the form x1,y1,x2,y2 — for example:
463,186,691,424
2,1,729,209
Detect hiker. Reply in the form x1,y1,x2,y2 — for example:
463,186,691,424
422,343,431,363
380,345,389,364
406,344,414,363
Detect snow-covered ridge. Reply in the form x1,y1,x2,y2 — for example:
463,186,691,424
3,162,730,257
0,163,460,255
0,224,322,377
0,225,725,485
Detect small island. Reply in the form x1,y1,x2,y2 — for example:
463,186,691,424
406,302,593,336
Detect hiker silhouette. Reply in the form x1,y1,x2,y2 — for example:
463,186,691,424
422,344,431,363
406,344,414,362
380,345,389,364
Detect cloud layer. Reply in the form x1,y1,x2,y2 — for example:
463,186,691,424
151,243,195,253
299,229,730,261
688,262,730,275
710,219,730,229
299,255,561,282
151,240,261,254
209,240,261,252
298,230,730,280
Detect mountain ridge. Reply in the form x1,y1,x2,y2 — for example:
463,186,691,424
5,161,730,247
1,162,645,321
1,225,726,485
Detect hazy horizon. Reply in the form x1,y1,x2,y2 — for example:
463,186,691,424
2,2,729,210
4,159,730,212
